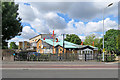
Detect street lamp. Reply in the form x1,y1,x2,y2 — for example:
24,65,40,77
102,3,113,61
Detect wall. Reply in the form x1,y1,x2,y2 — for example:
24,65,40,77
24,41,30,49
56,46,66,56
2,49,15,61
29,35,41,43
18,42,23,49
36,40,53,53
18,41,30,50
36,40,43,53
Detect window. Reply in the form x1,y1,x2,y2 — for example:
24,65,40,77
27,43,29,46
90,51,92,54
38,49,40,53
83,51,84,54
60,49,62,51
79,50,81,55
39,43,41,46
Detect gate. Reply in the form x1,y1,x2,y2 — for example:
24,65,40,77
78,49,94,61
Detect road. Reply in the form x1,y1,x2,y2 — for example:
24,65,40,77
2,69,118,78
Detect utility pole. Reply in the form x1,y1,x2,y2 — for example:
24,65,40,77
52,24,55,55
102,3,113,61
63,34,65,60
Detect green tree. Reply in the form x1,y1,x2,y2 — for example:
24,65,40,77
9,42,18,49
102,29,120,54
2,2,22,49
64,34,82,45
116,34,120,55
84,34,100,47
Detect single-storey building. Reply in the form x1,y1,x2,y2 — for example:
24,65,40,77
36,38,98,60
18,34,98,60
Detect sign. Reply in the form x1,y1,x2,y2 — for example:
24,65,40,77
44,47,46,49
13,53,15,56
103,48,105,52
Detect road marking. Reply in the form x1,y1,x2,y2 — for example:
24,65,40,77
105,63,118,64
0,68,118,70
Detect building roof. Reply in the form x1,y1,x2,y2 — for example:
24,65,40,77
29,34,55,40
29,34,41,40
39,39,98,50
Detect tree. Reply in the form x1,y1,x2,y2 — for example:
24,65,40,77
84,34,100,47
2,2,22,49
9,42,18,49
116,34,120,55
64,34,82,45
103,29,120,54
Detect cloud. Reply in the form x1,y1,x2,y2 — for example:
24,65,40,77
85,18,118,35
30,18,50,34
20,2,118,21
17,2,118,34
21,26,38,39
48,18,117,36
18,3,36,22
79,36,86,41
44,12,67,29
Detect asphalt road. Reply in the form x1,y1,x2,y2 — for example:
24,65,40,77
2,69,118,78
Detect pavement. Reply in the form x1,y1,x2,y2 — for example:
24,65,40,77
1,61,119,69
0,61,119,78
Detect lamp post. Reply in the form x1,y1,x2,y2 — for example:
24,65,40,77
102,3,113,61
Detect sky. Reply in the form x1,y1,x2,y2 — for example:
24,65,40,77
8,0,119,47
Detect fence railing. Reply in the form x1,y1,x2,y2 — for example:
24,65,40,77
14,53,116,62
96,54,116,62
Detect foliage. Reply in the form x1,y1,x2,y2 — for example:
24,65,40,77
103,29,120,54
2,2,22,49
18,52,27,60
84,34,100,47
9,42,18,49
64,34,82,45
116,34,120,55
97,53,116,62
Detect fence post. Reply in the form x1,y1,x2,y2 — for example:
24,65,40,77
111,54,113,61
106,55,107,62
113,54,115,61
85,54,86,61
14,56,15,61
98,54,100,61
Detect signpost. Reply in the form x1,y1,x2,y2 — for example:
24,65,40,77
103,48,105,52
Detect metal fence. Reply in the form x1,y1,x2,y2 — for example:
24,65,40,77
96,54,116,62
14,53,79,61
14,52,116,62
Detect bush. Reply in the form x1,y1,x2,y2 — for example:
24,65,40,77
18,52,27,60
97,53,116,62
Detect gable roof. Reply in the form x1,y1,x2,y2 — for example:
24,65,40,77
37,39,98,50
29,34,55,40
29,34,41,40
